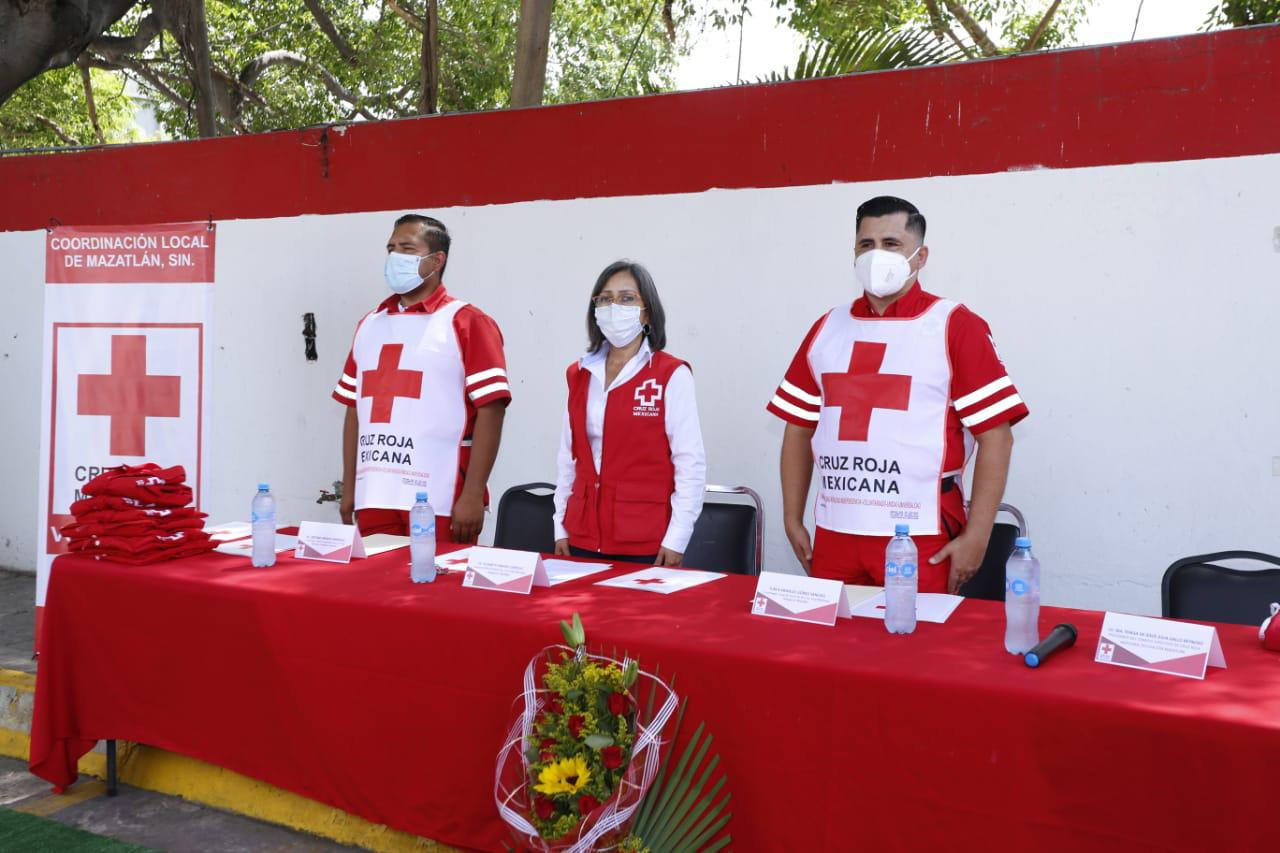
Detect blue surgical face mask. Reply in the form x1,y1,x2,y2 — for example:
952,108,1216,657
384,251,426,294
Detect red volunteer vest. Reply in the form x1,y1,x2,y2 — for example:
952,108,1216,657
563,351,687,555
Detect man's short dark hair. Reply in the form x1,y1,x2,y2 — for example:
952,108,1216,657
394,213,451,275
856,196,926,243
586,260,667,355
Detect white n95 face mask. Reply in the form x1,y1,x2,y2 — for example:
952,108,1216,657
384,251,426,294
594,304,644,348
854,246,921,298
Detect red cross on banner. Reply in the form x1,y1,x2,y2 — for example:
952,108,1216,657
821,341,912,441
361,343,423,423
77,335,181,456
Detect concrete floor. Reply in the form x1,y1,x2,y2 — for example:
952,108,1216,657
0,757,359,852
0,570,36,673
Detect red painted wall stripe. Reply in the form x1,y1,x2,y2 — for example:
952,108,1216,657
1,26,1278,232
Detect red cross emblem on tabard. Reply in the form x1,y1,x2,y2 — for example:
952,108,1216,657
361,344,424,423
821,341,912,442
77,334,181,456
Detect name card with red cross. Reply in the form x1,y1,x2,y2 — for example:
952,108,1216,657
36,224,215,648
594,567,726,595
462,546,549,595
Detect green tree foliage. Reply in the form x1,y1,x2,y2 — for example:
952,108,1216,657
0,65,138,149
1203,0,1280,27
0,0,700,149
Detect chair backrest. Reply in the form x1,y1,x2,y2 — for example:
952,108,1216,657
958,503,1025,601
492,482,556,554
681,485,763,575
1162,551,1280,626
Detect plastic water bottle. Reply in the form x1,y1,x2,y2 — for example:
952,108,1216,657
1004,536,1041,654
410,491,437,583
250,483,276,568
884,524,918,635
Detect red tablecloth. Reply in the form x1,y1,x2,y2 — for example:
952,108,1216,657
30,546,1280,851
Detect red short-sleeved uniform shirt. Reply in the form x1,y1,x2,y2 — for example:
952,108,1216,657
766,283,1029,588
332,286,512,425
768,283,1027,471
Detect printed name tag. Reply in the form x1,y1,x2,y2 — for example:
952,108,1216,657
1095,612,1226,680
751,571,851,626
295,521,366,564
462,547,548,595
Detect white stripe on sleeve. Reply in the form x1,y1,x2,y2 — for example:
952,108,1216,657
466,367,507,386
769,395,820,422
333,384,357,401
780,379,822,407
960,393,1023,428
469,381,511,400
954,376,1013,411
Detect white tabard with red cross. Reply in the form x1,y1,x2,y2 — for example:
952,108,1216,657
351,300,469,515
807,299,958,536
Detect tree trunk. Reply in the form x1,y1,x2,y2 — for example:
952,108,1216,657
511,0,555,108
183,0,219,137
419,0,439,114
0,0,140,106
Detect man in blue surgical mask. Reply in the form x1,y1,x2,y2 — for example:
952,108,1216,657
767,196,1028,594
331,214,511,544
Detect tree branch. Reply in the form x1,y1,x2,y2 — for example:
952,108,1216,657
923,0,977,57
87,52,188,114
33,113,78,146
301,0,360,64
90,13,163,59
418,0,439,114
239,50,377,119
385,0,427,33
77,59,106,145
0,0,140,106
941,0,1001,57
1020,0,1063,52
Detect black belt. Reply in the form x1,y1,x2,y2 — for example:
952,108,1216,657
940,476,957,493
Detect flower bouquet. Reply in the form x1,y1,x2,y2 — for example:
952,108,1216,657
495,614,678,852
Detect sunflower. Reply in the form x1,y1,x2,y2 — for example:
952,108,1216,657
534,755,592,795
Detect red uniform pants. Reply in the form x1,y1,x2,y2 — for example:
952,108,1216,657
809,489,966,593
355,509,462,545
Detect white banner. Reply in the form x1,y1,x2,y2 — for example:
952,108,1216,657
35,223,215,647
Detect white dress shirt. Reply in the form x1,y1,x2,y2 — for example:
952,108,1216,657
553,339,707,553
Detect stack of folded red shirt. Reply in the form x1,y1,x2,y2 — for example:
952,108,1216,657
60,464,215,565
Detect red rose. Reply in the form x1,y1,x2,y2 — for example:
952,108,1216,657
600,745,624,769
567,715,586,739
539,750,555,762
540,738,556,749
544,695,563,714
607,692,628,716
578,795,601,815
534,796,555,820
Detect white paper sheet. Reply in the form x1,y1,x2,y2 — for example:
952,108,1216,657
361,534,409,556
594,567,726,595
541,559,613,586
849,591,965,624
435,547,473,572
214,535,297,557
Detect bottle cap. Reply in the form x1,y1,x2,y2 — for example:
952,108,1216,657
257,483,270,492
1015,536,1031,549
894,523,909,536
416,491,429,502
1024,652,1040,668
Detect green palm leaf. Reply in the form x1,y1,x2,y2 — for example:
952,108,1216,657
760,27,969,82
629,698,731,853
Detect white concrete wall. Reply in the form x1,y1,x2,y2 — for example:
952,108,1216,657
2,152,1278,614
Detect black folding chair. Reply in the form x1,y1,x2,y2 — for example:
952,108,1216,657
958,503,1026,600
682,485,763,576
492,482,556,554
1161,551,1280,626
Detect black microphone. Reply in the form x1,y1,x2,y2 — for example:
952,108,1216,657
1024,623,1078,668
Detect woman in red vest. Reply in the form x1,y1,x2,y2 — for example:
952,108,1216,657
552,260,707,566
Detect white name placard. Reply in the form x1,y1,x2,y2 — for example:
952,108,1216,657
750,571,851,626
462,547,548,595
1095,611,1226,680
294,521,366,564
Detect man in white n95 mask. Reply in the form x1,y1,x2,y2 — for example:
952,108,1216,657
767,196,1029,593
332,214,511,544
